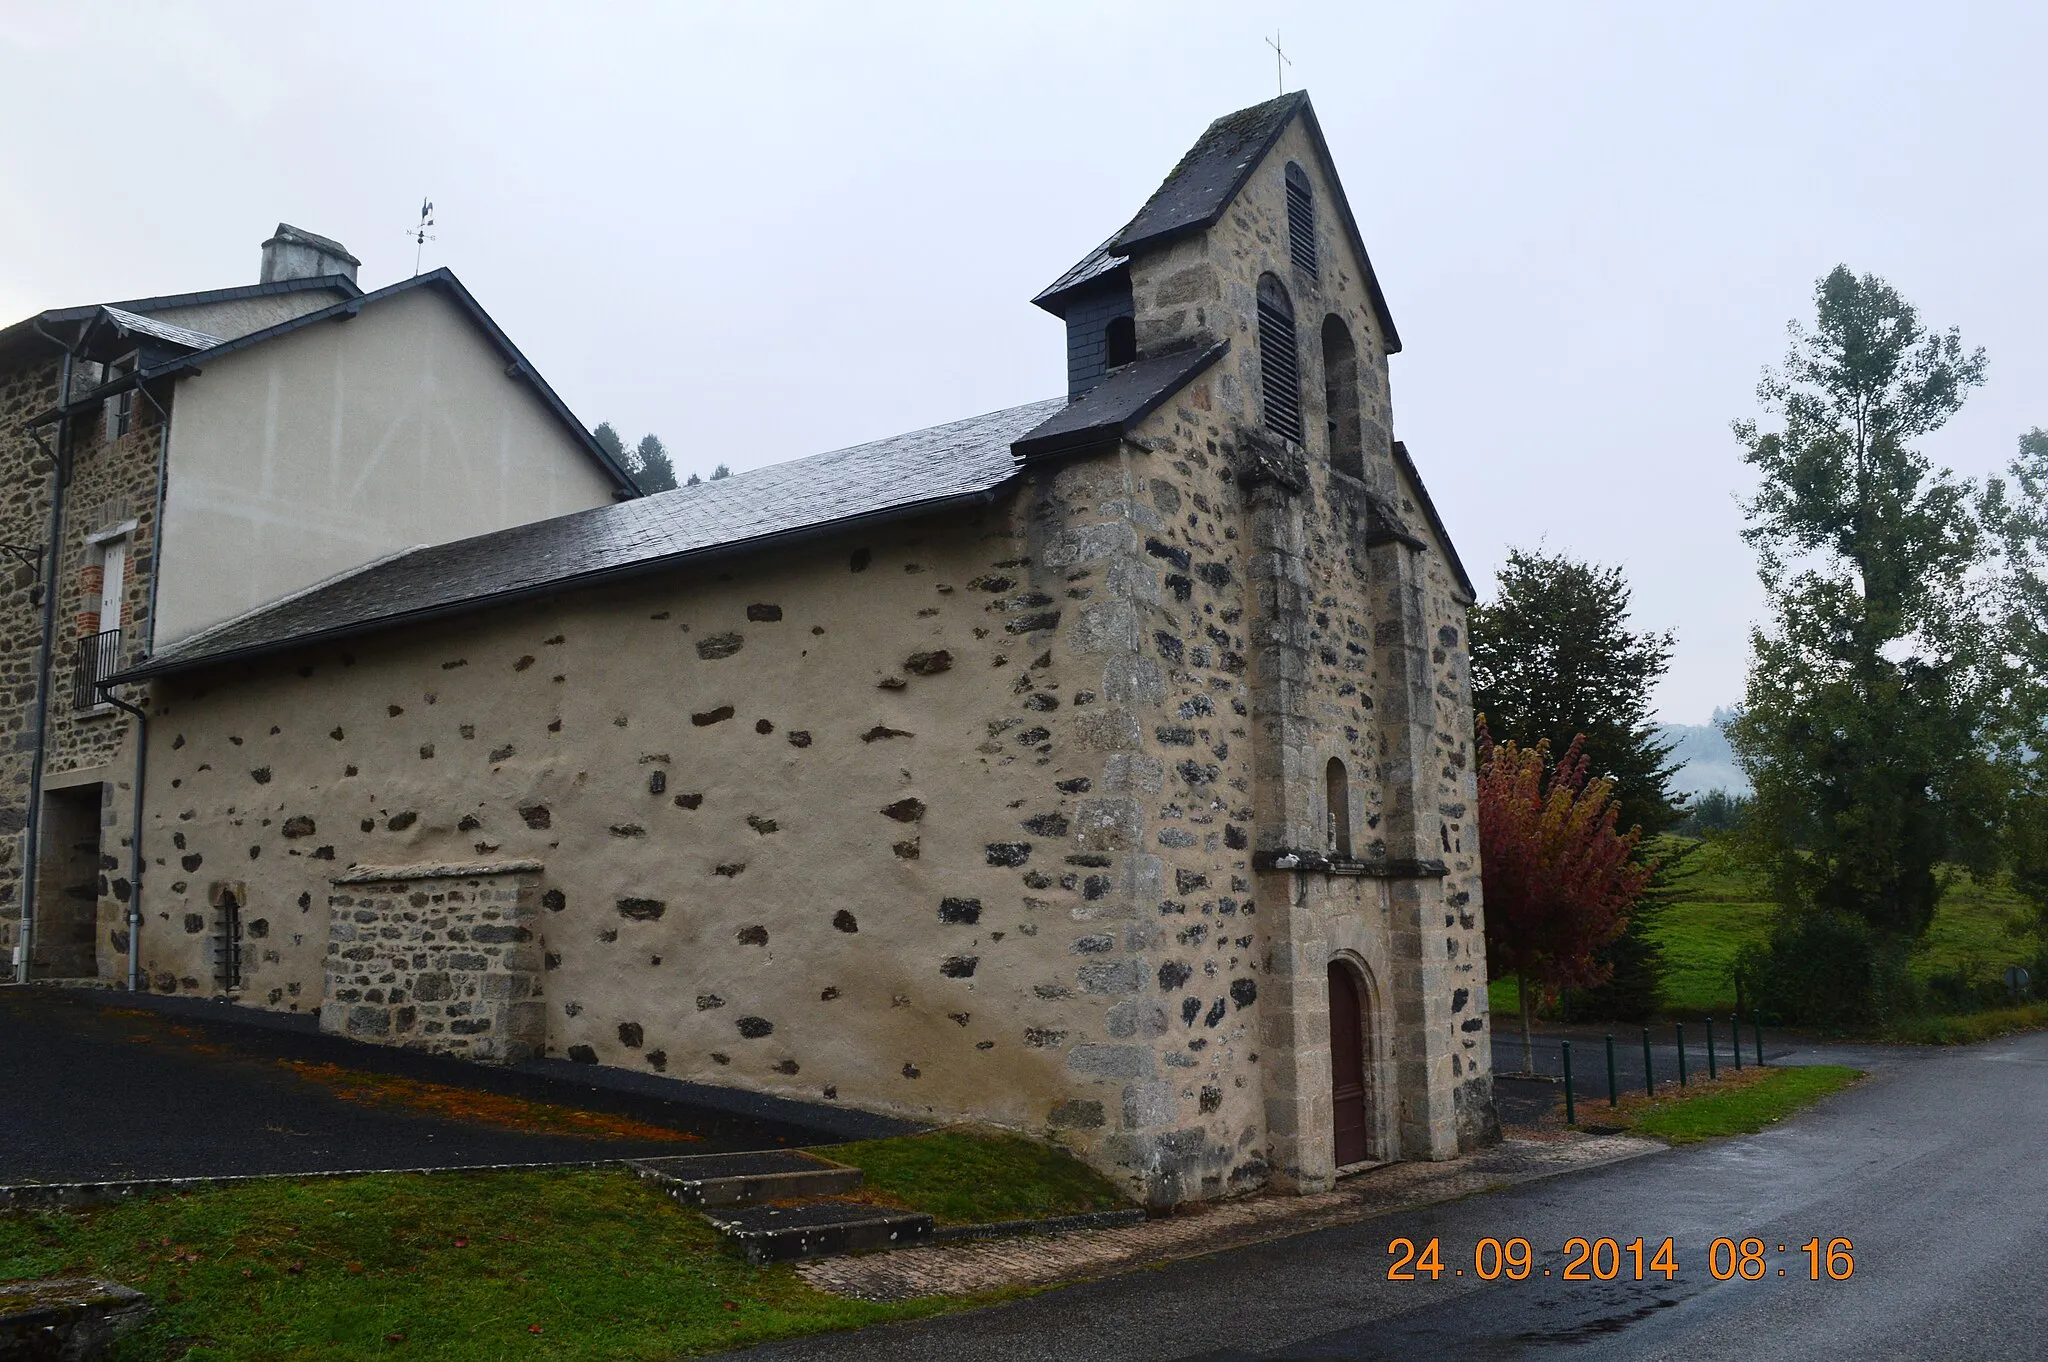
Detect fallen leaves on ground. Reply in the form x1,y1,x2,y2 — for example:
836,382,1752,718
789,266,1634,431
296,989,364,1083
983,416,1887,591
278,1060,700,1142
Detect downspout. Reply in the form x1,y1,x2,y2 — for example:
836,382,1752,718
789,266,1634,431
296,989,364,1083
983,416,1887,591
15,330,75,984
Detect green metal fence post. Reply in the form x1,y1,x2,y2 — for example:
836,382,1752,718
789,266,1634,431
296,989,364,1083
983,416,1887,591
1753,1010,1765,1066
1730,1012,1742,1070
1561,1040,1576,1126
1605,1032,1618,1107
1676,1022,1688,1087
1641,1027,1655,1096
1706,1015,1717,1079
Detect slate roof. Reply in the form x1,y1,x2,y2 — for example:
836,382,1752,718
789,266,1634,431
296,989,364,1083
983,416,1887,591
1113,92,1310,255
1029,236,1129,316
0,275,361,368
1032,90,1401,352
98,308,221,352
1010,341,1228,460
118,398,1067,681
27,269,637,495
1392,441,1477,605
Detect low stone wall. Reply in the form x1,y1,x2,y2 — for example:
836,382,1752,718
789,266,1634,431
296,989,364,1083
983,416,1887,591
320,860,546,1062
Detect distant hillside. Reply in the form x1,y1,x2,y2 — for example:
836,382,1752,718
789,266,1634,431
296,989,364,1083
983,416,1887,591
1658,707,1751,798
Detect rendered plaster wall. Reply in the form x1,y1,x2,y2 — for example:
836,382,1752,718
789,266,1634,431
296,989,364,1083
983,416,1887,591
153,284,621,645
135,450,1277,1205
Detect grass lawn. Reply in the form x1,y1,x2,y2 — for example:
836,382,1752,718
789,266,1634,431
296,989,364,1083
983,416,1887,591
1588,1065,1864,1143
1489,838,2043,1024
1647,840,1778,1015
817,1128,1128,1225
0,1129,1129,1361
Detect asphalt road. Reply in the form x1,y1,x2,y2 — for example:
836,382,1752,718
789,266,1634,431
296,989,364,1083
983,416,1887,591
0,988,854,1182
727,1033,2046,1361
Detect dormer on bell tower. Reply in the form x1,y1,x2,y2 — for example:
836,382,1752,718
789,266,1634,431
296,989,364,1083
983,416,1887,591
1032,243,1135,400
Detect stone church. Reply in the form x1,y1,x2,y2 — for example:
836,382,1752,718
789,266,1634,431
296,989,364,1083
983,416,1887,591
14,92,1496,1203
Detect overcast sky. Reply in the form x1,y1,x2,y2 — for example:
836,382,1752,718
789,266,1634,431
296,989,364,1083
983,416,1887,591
3,2,2040,722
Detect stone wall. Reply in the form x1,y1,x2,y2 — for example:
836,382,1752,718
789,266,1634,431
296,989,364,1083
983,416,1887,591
0,353,62,970
1117,113,1495,1185
29,385,170,980
322,862,546,1062
135,464,1282,1205
0,353,163,980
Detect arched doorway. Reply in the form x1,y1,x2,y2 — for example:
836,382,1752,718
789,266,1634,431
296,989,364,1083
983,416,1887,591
1327,960,1372,1166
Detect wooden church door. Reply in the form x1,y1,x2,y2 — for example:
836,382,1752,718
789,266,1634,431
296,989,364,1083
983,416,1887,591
1328,961,1370,1166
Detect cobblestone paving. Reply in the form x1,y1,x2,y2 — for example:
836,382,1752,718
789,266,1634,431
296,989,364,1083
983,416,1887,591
797,1134,1658,1301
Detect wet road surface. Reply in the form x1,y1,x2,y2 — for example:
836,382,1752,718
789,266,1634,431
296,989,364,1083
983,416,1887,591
725,1034,2044,1361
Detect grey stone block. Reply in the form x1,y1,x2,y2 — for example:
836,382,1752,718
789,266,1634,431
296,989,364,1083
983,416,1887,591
1077,960,1144,994
1122,1079,1178,1130
1065,1043,1153,1078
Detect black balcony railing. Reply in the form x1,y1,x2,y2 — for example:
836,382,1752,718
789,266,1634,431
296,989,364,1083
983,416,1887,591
71,628,121,711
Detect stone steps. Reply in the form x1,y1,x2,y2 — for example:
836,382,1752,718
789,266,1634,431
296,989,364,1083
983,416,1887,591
628,1150,936,1263
626,1150,863,1209
704,1200,936,1266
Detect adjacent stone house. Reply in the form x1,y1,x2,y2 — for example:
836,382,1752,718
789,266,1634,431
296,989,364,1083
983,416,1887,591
99,93,1496,1203
0,227,637,988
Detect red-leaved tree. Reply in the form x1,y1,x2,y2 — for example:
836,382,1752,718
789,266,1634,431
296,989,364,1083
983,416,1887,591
1478,720,1656,1074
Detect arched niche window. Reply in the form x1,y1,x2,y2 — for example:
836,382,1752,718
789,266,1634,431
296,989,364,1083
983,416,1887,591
1322,315,1363,479
1104,314,1136,369
1325,757,1352,858
1257,274,1303,445
1284,162,1317,274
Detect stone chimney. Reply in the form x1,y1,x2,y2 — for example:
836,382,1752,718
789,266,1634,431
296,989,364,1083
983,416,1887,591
259,224,360,285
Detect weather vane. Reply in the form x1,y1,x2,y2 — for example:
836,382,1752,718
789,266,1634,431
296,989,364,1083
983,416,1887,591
1266,30,1292,97
407,198,436,275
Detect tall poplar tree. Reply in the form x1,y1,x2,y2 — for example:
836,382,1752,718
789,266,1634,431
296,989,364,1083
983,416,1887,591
1983,429,2048,918
1730,267,1997,948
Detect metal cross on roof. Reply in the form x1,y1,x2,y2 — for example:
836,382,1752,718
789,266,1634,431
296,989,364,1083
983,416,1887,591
1266,31,1292,97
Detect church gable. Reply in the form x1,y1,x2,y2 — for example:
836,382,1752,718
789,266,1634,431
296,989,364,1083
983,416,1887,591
1110,97,1402,509
1113,93,1399,355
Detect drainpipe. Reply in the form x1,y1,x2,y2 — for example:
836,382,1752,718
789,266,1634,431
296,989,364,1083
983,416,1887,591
14,330,75,984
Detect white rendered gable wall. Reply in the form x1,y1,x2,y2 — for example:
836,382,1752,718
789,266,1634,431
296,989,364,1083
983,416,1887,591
152,286,618,646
